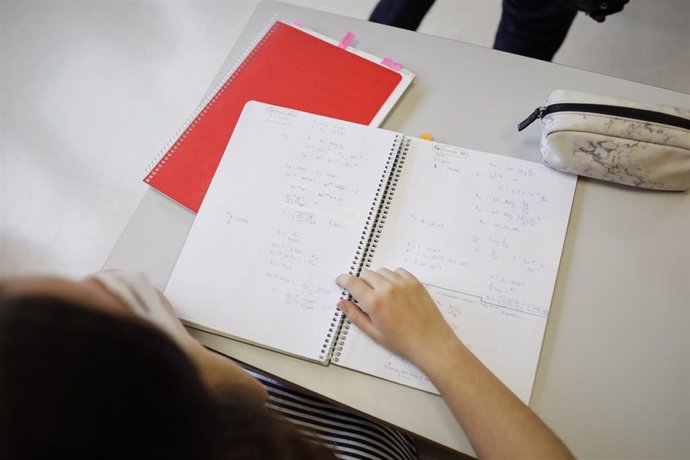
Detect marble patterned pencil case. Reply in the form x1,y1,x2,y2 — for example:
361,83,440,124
518,89,690,191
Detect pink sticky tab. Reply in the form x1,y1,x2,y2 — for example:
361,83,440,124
292,19,304,27
381,57,403,71
338,31,355,49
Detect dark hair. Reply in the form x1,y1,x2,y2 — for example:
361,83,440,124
0,295,334,459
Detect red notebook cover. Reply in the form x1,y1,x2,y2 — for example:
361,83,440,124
144,22,403,212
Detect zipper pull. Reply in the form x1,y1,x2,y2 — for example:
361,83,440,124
517,106,546,131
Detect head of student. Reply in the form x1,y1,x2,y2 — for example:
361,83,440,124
0,273,334,459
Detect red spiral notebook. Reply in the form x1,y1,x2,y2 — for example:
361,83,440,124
144,21,412,212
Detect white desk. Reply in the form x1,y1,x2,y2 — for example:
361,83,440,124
105,2,690,457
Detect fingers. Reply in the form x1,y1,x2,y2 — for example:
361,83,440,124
336,273,375,305
394,267,419,284
337,268,414,299
374,267,415,285
359,268,390,289
375,267,400,283
337,299,378,340
360,267,408,286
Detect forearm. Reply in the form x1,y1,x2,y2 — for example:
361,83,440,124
335,268,573,458
418,338,573,459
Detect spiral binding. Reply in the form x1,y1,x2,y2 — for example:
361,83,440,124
144,17,279,181
327,135,411,363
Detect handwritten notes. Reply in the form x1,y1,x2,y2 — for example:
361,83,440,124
165,102,399,362
164,102,576,398
338,284,548,399
372,139,575,317
335,139,576,402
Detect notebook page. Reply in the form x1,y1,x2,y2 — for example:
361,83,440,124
334,138,576,401
166,102,400,362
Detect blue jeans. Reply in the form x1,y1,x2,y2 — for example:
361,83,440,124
369,0,578,62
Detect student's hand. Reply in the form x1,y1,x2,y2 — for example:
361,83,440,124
338,268,575,459
335,267,458,366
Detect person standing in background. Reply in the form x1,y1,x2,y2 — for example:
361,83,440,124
369,0,629,62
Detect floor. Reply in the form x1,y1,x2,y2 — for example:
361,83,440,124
1,1,689,458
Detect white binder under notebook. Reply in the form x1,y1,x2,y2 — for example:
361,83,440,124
165,101,577,403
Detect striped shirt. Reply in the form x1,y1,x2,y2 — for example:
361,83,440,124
248,370,417,460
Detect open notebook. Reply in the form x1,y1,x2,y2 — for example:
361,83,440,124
165,102,577,403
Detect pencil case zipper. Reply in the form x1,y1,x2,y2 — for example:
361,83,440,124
517,103,690,132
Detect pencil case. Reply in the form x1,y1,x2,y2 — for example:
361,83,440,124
518,89,690,191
